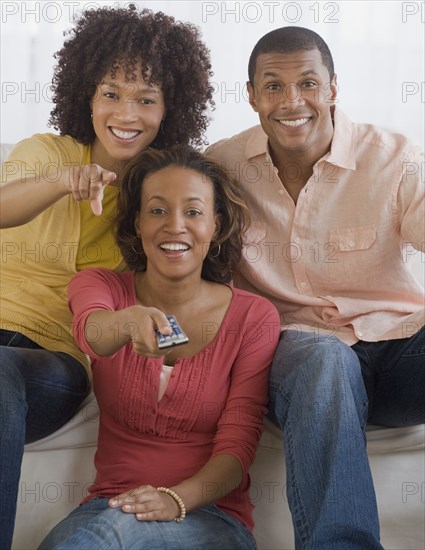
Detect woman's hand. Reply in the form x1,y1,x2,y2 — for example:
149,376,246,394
1,162,116,228
125,305,173,358
60,164,116,215
82,305,172,357
109,485,180,522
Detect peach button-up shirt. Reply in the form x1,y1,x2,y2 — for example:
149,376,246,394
207,108,424,345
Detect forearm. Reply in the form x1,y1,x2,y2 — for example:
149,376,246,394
1,163,115,227
82,308,135,356
171,454,243,512
0,176,68,228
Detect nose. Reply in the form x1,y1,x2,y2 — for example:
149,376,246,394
281,83,305,110
164,212,186,234
113,98,139,122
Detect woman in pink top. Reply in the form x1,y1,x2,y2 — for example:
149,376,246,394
39,146,280,549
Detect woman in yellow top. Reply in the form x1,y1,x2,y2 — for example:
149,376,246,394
0,5,213,549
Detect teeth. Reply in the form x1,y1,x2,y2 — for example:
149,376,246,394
279,118,309,127
110,128,140,139
160,243,189,251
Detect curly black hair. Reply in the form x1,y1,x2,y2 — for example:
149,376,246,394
116,145,250,284
49,4,214,148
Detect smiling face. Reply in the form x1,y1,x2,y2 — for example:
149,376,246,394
248,49,337,164
136,165,219,281
90,63,165,169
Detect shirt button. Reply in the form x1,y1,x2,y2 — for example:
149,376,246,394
278,190,285,195
300,281,308,288
357,331,363,337
349,241,355,248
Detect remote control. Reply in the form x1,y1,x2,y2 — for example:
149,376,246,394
157,315,189,349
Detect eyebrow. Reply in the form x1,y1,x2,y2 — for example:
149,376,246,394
263,69,319,78
301,69,320,76
146,195,206,204
100,81,162,93
149,195,202,201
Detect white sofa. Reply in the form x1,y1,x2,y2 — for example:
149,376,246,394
12,393,425,550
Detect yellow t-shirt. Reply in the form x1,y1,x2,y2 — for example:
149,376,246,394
0,133,126,371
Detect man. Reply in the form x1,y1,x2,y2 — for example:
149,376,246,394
207,26,424,549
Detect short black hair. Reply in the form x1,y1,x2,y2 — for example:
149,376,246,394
248,26,334,84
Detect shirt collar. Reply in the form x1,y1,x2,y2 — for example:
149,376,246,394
324,106,356,170
245,125,270,160
244,106,357,171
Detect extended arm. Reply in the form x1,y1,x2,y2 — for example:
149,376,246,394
69,269,172,359
81,306,172,358
0,164,116,228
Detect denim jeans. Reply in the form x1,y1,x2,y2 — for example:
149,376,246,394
0,330,90,550
38,497,257,549
269,326,425,550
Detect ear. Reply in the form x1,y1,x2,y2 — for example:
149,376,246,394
213,213,222,241
134,213,141,237
329,74,338,104
247,81,259,113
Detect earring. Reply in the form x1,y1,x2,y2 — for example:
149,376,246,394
90,113,93,124
209,243,221,258
131,242,144,255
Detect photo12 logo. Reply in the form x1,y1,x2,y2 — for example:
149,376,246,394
201,1,340,24
1,2,138,24
401,1,425,22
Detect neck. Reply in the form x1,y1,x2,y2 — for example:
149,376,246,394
270,138,333,205
272,139,332,179
135,271,206,311
273,150,314,186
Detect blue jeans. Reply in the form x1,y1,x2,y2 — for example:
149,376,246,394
269,326,425,550
0,330,90,550
38,497,257,549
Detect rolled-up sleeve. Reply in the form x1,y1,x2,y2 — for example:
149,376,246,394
68,268,124,359
397,145,425,253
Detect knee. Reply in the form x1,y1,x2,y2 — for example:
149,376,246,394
272,332,361,384
0,348,26,401
269,333,367,419
308,338,362,385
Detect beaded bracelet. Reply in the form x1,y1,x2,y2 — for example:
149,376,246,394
157,486,187,523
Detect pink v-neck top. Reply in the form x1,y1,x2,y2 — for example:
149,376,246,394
68,268,280,531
